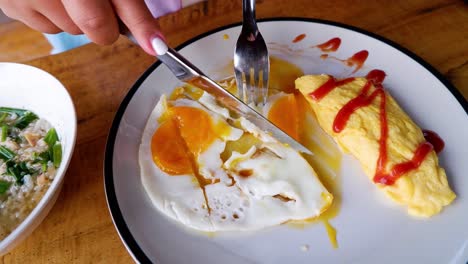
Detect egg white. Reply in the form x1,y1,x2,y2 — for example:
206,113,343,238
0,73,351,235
139,95,211,229
139,92,332,232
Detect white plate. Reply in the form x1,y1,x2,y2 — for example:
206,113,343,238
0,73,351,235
0,62,77,255
104,18,468,263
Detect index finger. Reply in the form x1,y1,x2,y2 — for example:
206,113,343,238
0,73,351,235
62,0,120,45
111,0,162,55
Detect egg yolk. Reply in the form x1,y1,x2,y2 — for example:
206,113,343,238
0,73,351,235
171,106,219,155
269,57,304,94
151,106,229,175
151,119,193,175
268,94,300,140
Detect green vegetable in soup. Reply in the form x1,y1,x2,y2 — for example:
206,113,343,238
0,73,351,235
1,125,8,142
32,151,51,173
0,180,11,194
53,143,62,168
0,113,8,124
38,151,50,161
44,128,61,166
14,111,38,129
0,107,28,117
0,107,40,129
44,128,58,147
6,161,34,184
0,146,15,161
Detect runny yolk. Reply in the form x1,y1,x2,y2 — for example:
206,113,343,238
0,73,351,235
151,119,192,175
269,57,304,94
171,106,219,155
268,94,300,141
151,106,228,175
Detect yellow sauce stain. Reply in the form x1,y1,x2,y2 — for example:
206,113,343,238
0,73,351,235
264,57,342,249
323,219,338,249
269,56,304,94
223,34,230,40
193,230,217,238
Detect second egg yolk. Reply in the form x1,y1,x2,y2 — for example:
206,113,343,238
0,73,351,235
268,94,300,141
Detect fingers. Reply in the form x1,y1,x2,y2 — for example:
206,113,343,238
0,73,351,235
25,11,62,34
0,0,158,49
37,1,81,35
0,1,61,34
62,0,120,45
111,0,163,55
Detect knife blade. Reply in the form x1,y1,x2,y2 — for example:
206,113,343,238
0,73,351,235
151,38,312,155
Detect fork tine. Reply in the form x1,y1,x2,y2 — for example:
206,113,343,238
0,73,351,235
262,64,269,105
234,68,246,102
245,68,254,105
252,65,261,105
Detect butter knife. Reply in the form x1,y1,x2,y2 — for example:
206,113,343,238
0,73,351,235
151,38,312,155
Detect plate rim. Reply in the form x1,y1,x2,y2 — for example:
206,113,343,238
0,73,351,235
104,17,468,263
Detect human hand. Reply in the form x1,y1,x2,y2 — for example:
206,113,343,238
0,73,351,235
0,0,163,55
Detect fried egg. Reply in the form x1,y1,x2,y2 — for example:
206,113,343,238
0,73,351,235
139,90,333,231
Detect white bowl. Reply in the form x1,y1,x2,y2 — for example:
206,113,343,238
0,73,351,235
0,62,77,255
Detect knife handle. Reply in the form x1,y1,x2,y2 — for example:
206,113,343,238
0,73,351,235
150,38,206,82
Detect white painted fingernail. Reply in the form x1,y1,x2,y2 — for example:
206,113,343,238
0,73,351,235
151,37,168,55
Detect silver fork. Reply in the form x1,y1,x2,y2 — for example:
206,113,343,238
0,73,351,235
234,0,270,106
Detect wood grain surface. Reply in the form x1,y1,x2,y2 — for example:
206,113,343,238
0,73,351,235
0,0,466,263
0,22,51,63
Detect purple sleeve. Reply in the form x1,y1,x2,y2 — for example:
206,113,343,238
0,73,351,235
144,0,182,18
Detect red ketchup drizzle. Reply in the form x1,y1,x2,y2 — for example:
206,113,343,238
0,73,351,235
374,142,433,185
310,69,435,186
316,37,341,52
333,81,373,133
309,77,355,101
366,69,386,85
423,130,445,153
292,33,306,43
346,50,369,73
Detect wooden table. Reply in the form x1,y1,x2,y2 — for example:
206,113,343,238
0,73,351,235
0,0,466,263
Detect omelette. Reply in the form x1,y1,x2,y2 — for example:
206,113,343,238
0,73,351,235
295,71,455,217
139,88,333,232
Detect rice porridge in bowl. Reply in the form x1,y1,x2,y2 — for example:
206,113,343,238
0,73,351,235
0,107,62,240
0,62,76,255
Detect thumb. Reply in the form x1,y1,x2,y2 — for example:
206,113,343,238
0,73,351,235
112,0,164,55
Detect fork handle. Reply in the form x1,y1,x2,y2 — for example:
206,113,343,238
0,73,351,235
242,0,258,32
